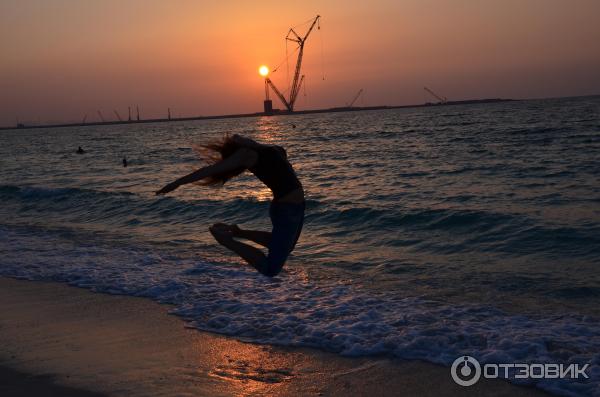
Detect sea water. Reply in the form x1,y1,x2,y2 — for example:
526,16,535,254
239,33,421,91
1,96,599,396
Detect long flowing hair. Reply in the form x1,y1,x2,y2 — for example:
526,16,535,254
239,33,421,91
192,135,247,186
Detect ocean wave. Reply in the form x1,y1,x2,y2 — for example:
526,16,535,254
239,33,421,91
0,184,268,223
0,184,135,200
0,225,597,397
3,184,598,260
312,204,598,257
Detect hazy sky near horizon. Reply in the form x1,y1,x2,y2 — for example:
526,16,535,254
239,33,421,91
1,0,599,125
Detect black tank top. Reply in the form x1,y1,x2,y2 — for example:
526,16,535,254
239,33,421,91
249,145,302,200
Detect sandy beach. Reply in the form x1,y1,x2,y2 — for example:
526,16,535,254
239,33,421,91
0,277,549,396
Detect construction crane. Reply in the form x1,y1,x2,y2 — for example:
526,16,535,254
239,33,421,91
113,110,123,122
266,15,320,112
424,86,447,104
347,88,363,107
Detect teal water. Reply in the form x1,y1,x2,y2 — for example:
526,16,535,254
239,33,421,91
1,96,599,396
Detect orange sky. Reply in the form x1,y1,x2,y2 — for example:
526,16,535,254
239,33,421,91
1,0,599,126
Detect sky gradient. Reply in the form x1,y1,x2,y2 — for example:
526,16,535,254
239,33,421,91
1,0,600,126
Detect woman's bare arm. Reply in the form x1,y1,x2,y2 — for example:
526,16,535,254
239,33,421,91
155,147,257,195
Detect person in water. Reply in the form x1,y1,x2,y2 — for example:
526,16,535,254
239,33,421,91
76,146,85,154
156,134,304,277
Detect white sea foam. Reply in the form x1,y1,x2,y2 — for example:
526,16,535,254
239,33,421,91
0,226,597,396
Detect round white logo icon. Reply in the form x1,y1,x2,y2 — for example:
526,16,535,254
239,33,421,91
451,355,481,386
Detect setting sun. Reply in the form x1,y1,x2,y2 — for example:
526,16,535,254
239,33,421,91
258,65,269,77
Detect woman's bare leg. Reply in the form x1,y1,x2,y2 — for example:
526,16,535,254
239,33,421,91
209,224,266,267
213,223,272,248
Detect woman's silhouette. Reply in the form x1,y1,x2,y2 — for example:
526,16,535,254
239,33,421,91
156,134,304,277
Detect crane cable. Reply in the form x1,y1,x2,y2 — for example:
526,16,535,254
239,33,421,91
286,38,290,93
303,77,308,107
303,76,307,97
291,16,316,30
271,45,299,74
319,18,325,80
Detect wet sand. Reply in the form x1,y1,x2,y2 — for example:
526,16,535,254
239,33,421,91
0,277,549,396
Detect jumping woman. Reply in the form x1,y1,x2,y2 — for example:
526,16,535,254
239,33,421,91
156,134,304,277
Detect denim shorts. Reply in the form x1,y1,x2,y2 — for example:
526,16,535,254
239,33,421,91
254,200,305,277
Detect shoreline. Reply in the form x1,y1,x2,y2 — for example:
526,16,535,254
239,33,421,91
0,276,550,396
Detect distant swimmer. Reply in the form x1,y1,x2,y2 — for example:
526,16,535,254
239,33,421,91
291,124,296,129
76,146,85,154
156,134,304,277
123,156,128,167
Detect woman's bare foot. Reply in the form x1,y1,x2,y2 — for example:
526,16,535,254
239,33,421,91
212,223,242,236
209,223,233,244
229,224,242,237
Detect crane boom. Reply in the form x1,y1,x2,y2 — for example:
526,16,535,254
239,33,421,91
347,88,363,107
267,15,320,112
266,78,291,111
286,15,320,110
424,86,447,103
289,48,305,107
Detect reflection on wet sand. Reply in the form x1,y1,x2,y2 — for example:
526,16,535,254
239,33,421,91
0,277,549,397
